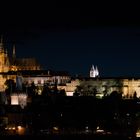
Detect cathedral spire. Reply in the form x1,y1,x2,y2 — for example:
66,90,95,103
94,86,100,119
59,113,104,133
90,65,95,78
91,65,94,70
12,44,16,66
12,44,16,58
95,66,99,77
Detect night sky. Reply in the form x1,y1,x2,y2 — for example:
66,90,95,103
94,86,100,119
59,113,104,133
0,3,140,77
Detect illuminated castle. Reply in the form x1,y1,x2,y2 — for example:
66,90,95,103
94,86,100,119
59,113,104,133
0,37,41,91
0,37,41,72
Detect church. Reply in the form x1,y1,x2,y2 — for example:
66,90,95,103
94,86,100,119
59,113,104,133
0,37,71,93
0,37,41,91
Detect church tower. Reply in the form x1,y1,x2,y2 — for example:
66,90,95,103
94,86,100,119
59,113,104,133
0,36,10,91
9,44,17,71
0,36,9,72
95,66,99,77
12,44,16,60
90,65,99,78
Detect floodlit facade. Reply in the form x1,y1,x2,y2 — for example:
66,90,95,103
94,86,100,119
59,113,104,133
11,94,19,105
0,37,40,91
11,93,27,108
71,78,140,98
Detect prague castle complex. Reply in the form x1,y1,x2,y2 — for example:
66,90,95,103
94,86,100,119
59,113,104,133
1,36,140,137
1,37,140,98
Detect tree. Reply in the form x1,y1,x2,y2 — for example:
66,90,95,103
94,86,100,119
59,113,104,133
4,79,16,95
41,83,50,96
109,91,122,100
91,87,97,97
133,91,138,99
28,82,37,97
73,90,80,96
73,85,83,96
59,89,66,96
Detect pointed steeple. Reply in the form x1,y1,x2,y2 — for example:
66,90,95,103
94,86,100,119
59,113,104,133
12,44,16,66
90,64,95,78
95,66,99,77
12,44,16,58
91,65,94,71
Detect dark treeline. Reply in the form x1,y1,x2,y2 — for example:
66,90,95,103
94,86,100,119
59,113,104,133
24,95,140,137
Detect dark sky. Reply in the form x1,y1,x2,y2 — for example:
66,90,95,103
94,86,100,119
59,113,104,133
0,3,140,77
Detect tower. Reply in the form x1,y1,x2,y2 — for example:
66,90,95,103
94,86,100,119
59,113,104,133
90,65,99,78
90,65,95,78
0,36,4,72
0,36,9,72
9,44,17,71
95,66,99,77
12,44,16,60
0,36,10,91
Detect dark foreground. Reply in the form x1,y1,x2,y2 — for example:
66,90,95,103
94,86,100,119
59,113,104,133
0,134,138,140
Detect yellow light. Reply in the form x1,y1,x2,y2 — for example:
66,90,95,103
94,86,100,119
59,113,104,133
17,126,22,130
12,127,16,130
11,95,19,105
17,126,25,135
136,129,140,137
53,126,59,131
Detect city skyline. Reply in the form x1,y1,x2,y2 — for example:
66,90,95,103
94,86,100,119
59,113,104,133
1,6,140,76
2,27,140,77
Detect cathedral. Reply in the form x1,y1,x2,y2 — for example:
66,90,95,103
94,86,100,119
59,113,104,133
0,37,41,91
0,37,41,72
0,37,71,93
0,38,9,73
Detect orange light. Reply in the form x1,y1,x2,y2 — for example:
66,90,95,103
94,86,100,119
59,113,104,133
12,127,16,130
17,126,22,130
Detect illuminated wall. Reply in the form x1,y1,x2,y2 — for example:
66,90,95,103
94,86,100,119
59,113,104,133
11,93,27,108
23,76,70,86
65,79,80,96
72,78,140,98
122,79,140,97
11,94,19,105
